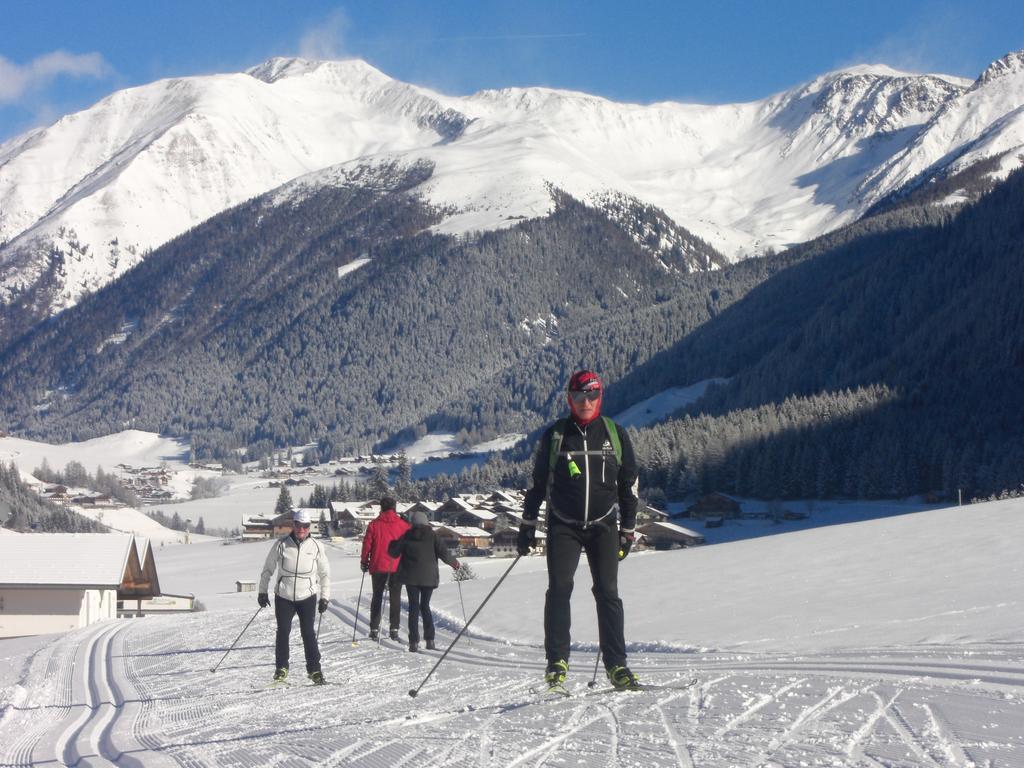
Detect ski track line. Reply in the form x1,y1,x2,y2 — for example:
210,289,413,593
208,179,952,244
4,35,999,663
694,660,1024,691
755,684,865,765
103,621,178,768
501,700,598,768
847,690,902,766
922,702,973,767
688,674,730,727
653,691,696,768
42,621,112,767
884,698,944,768
1,637,69,766
713,677,806,738
320,739,369,768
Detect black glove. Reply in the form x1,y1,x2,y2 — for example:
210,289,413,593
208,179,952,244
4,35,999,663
360,561,369,573
618,531,635,561
517,524,536,556
318,598,329,614
258,592,270,608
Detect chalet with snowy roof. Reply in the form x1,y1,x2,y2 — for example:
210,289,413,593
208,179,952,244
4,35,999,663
685,492,743,520
636,521,705,550
329,501,378,536
487,490,521,505
491,528,546,557
435,525,491,554
403,500,442,521
241,515,275,541
0,533,161,638
445,507,499,531
435,497,478,517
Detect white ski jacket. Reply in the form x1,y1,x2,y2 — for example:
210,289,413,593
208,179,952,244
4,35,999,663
259,534,331,603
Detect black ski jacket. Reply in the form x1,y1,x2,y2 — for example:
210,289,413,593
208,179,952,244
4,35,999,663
388,525,457,588
523,416,639,532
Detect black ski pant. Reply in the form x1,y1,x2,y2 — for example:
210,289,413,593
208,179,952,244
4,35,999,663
404,585,436,644
274,594,321,673
369,572,402,633
544,521,627,670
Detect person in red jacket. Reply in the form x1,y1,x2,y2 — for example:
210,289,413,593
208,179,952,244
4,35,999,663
360,496,410,641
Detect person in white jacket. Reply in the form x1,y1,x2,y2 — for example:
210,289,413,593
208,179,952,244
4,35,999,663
258,508,331,684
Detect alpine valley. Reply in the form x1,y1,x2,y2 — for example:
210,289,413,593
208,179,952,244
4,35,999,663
1,51,1023,501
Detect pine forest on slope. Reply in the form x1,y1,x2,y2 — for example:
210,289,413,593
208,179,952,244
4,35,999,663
2,157,1024,502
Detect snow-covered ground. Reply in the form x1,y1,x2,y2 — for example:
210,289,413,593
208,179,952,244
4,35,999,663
2,497,1022,765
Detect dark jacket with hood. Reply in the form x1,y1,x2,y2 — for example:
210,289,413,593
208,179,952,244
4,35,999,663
388,524,457,588
523,415,639,531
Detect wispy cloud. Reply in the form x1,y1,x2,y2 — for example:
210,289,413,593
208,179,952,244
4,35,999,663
427,33,586,42
298,8,350,60
0,50,112,104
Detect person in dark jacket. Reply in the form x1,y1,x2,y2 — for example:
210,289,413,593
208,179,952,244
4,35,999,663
258,508,331,685
518,369,640,690
388,511,460,651
360,496,410,641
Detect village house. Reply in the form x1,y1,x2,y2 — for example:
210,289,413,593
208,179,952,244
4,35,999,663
635,521,705,550
434,525,492,555
0,533,162,638
685,492,743,520
491,528,546,557
329,501,378,536
241,515,275,541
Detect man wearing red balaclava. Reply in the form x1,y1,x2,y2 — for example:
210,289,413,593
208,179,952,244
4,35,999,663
519,369,640,692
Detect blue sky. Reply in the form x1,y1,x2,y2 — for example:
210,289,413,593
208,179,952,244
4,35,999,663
1,0,1022,142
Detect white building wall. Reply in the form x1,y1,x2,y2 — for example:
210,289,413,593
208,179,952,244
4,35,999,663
0,587,117,638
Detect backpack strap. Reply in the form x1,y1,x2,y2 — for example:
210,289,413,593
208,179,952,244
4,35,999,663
548,418,567,473
602,416,622,464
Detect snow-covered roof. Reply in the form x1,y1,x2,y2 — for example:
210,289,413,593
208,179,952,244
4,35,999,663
436,526,491,539
640,521,704,539
0,533,136,587
448,508,497,521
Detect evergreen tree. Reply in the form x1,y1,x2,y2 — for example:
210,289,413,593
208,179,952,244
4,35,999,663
274,485,294,517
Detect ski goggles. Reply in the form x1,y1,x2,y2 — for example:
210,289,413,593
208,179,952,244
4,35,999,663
569,389,601,404
293,522,311,528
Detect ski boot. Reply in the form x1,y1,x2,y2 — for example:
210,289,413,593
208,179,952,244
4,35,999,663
409,641,419,652
272,667,288,684
425,639,436,650
545,659,569,691
607,665,640,690
309,670,326,686
389,628,400,641
368,628,379,641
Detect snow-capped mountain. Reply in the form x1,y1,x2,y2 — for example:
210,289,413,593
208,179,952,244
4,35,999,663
2,52,1023,314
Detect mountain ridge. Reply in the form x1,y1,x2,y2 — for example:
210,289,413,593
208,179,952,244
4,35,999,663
3,51,1023,322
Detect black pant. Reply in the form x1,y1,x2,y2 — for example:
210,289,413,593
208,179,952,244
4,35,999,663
544,522,626,669
405,585,435,644
274,594,321,673
370,572,402,633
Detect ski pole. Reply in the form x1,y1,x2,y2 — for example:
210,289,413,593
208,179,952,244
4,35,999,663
409,555,521,697
379,575,387,646
352,570,366,646
587,648,602,688
316,609,324,643
210,605,263,673
456,578,472,646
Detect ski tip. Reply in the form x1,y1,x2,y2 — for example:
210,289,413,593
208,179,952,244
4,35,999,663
408,689,418,698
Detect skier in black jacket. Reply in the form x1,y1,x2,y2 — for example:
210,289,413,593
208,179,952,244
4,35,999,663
388,511,460,652
519,369,640,690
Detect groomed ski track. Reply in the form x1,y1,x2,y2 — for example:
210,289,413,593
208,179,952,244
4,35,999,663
1,593,1022,767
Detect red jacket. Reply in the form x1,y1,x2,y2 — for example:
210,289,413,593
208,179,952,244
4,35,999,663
361,509,410,573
